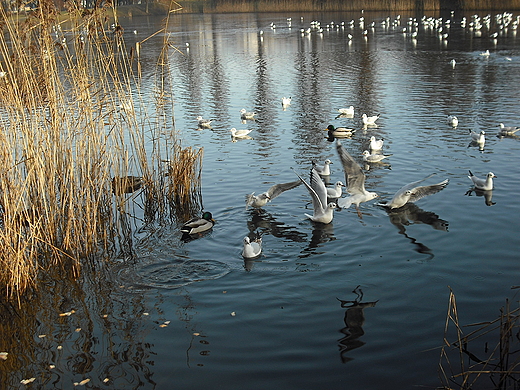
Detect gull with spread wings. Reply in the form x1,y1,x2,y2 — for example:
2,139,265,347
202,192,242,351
335,140,378,217
293,168,336,224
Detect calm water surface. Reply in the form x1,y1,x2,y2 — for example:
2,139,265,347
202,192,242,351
5,11,520,390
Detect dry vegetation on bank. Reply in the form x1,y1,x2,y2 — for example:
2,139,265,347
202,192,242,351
0,0,202,302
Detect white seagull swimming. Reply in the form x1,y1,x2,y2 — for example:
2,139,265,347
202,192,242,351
378,173,449,209
230,128,253,138
335,140,378,215
337,106,355,117
362,113,380,126
281,97,292,108
447,115,458,127
196,116,213,128
369,136,384,151
245,180,302,209
498,123,520,136
312,159,333,175
469,130,486,144
240,108,256,120
362,150,392,163
294,168,336,224
242,236,262,259
468,170,496,191
327,181,345,199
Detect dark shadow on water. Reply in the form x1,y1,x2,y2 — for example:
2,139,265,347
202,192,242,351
382,203,450,258
337,286,378,363
465,188,495,206
246,209,307,243
299,221,335,258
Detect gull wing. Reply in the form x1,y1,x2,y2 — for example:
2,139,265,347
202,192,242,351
335,140,366,195
408,179,449,203
294,168,326,213
266,180,302,200
393,173,437,199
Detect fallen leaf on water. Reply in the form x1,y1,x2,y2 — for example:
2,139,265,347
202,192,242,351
103,378,110,383
59,310,76,317
57,346,63,350
0,352,7,360
75,328,81,332
230,312,236,316
78,379,90,385
38,334,46,338
193,333,200,336
49,365,55,369
159,324,168,328
20,378,36,385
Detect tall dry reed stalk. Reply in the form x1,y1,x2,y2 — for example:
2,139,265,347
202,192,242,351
439,287,520,389
0,0,202,303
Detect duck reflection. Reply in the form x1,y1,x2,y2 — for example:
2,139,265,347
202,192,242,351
383,203,449,257
464,188,495,206
337,286,378,363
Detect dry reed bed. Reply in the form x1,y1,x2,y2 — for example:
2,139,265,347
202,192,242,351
0,2,202,302
439,288,520,389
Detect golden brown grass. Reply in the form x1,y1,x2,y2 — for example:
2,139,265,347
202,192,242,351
0,1,202,302
439,287,520,389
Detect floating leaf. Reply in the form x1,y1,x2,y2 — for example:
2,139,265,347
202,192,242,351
20,378,36,385
230,312,236,316
0,352,7,360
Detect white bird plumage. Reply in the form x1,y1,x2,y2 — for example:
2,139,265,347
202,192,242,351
245,180,302,209
469,130,485,144
242,236,262,258
294,168,336,224
196,116,213,128
230,128,253,138
468,170,496,191
335,140,378,213
337,106,355,117
312,159,333,176
281,97,292,108
327,181,345,199
362,113,380,126
498,123,520,136
369,136,384,151
379,173,449,209
240,108,256,120
362,150,391,163
447,115,458,127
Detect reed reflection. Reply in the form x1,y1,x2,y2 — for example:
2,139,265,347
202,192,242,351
382,203,449,257
337,286,378,363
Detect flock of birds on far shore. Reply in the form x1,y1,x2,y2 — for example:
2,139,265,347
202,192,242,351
184,100,519,259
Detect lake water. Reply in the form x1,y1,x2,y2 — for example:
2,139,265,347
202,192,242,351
3,10,520,390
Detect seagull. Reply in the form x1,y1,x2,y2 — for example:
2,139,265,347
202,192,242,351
281,97,292,108
369,136,384,151
480,49,490,56
293,168,336,224
362,150,391,163
242,236,262,258
312,159,333,175
498,123,520,136
325,125,356,138
450,59,456,68
245,180,302,209
378,173,449,209
362,113,380,126
447,115,458,127
335,140,378,216
230,128,253,138
468,170,496,191
327,181,345,199
196,116,213,128
337,106,355,117
469,130,485,144
240,108,256,120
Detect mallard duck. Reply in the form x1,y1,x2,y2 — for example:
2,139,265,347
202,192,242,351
112,176,143,195
468,171,496,191
325,125,355,138
242,236,262,258
181,211,215,235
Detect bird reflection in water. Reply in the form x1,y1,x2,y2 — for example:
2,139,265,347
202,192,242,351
464,188,495,206
337,286,378,363
383,203,449,258
299,222,335,258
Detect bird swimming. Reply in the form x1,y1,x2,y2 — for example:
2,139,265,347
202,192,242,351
181,211,215,235
337,106,355,117
281,97,292,108
312,159,333,175
325,125,356,138
362,113,380,126
468,170,496,191
230,128,253,138
498,123,520,136
469,130,485,144
369,136,384,151
378,173,449,209
245,180,302,209
362,150,391,163
242,236,262,258
293,168,336,224
196,116,213,128
327,181,345,199
240,108,256,120
335,140,378,216
447,115,458,127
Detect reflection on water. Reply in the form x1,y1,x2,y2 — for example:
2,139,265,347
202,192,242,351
337,286,378,363
465,188,496,206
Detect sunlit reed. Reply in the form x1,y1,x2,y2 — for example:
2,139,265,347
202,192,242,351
0,1,202,302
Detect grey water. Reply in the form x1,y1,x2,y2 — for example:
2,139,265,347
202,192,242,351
6,10,520,390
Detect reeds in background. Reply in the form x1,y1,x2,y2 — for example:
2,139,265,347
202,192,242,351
439,288,520,389
0,1,202,302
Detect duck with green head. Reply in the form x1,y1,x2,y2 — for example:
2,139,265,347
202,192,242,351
181,211,215,235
